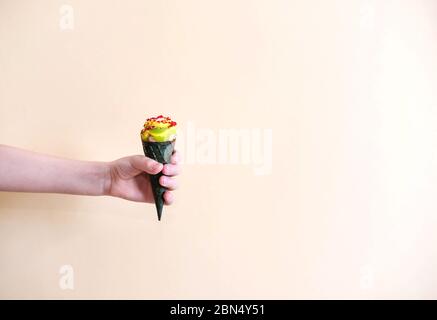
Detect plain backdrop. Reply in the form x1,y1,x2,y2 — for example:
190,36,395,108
0,0,436,299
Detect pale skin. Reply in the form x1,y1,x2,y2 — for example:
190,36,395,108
0,144,180,205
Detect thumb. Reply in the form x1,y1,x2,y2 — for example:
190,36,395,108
129,155,163,175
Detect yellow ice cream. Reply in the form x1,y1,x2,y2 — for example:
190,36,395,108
141,115,177,142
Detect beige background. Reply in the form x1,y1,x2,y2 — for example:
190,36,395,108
0,0,436,299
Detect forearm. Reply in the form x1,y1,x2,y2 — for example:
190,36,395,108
0,145,109,196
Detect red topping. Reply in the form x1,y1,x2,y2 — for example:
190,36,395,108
143,115,176,130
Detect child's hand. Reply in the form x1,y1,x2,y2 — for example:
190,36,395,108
106,150,181,205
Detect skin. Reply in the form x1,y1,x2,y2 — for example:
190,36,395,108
0,144,181,206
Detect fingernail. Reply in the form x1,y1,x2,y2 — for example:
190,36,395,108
153,162,162,171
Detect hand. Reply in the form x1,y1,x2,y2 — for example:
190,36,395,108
105,150,181,205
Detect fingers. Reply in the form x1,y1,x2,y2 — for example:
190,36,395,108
159,175,178,190
161,150,180,206
162,163,181,176
163,150,181,176
129,155,163,175
130,150,180,176
163,191,174,205
170,150,181,164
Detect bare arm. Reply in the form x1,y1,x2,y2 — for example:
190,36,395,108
0,145,180,204
0,145,109,195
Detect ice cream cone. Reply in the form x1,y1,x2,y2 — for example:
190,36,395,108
142,140,175,221
140,115,177,221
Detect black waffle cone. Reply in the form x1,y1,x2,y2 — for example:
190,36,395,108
142,140,175,221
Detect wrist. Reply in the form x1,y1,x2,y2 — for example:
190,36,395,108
99,161,112,196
